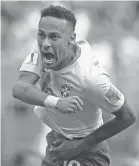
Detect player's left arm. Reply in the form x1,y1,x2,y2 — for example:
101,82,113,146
50,100,136,161
83,100,136,149
83,68,136,149
50,98,136,161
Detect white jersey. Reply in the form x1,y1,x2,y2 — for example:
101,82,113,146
20,39,124,139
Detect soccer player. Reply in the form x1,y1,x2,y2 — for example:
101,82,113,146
13,5,136,166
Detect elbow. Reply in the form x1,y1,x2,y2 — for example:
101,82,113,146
12,82,22,99
12,84,19,99
122,110,136,127
127,110,136,125
124,101,137,125
113,101,136,127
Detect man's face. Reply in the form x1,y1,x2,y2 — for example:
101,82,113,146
38,16,73,70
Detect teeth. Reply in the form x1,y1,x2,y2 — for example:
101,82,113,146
44,58,54,64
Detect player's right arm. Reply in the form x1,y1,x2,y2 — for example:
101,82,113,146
12,71,49,107
13,72,83,112
12,51,83,113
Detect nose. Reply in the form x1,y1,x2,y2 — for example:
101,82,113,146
42,38,51,51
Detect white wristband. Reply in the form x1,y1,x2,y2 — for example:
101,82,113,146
44,95,60,109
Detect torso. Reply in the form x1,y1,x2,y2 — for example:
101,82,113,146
37,40,103,138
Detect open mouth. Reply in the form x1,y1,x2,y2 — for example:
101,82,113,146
43,53,55,64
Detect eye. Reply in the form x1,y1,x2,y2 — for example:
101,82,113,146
38,32,45,38
50,34,60,40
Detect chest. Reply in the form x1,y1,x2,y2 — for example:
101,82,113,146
42,70,86,99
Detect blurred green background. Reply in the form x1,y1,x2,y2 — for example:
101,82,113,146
1,1,139,166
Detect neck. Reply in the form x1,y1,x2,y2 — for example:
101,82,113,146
53,44,77,71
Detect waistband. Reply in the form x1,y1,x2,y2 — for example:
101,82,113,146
46,130,109,153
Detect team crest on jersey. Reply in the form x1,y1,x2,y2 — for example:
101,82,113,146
60,82,72,98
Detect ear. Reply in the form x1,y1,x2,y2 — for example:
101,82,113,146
68,33,76,44
71,33,76,41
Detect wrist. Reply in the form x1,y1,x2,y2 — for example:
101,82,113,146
44,95,60,109
83,134,98,150
81,139,89,151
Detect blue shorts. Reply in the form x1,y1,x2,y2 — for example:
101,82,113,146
41,130,110,166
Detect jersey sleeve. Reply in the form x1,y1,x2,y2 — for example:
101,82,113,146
19,44,42,77
86,66,125,113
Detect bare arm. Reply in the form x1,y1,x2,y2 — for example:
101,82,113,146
83,100,136,148
12,71,49,107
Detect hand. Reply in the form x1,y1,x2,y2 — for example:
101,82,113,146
49,138,87,161
55,96,84,114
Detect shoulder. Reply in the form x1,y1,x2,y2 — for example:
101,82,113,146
76,37,99,66
75,37,100,76
86,65,110,93
76,37,92,53
19,42,42,76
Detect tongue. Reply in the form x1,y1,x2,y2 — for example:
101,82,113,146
45,53,54,60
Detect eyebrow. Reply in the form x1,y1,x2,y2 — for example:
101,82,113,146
38,29,63,34
38,29,43,32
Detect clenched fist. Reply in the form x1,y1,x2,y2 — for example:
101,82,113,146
55,96,84,114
